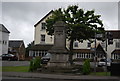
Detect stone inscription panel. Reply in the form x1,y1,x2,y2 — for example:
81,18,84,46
55,30,63,35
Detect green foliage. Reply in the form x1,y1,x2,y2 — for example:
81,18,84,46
2,66,29,72
25,41,34,58
90,72,110,76
29,57,41,72
82,59,91,75
46,5,104,41
33,57,41,70
29,60,34,72
46,5,105,65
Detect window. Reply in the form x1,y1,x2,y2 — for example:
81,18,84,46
50,36,53,42
41,23,46,30
79,54,81,58
4,41,7,45
74,42,78,47
87,42,91,47
41,34,45,42
2,40,5,45
101,42,105,48
116,42,120,48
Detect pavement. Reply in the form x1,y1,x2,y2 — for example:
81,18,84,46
2,72,120,81
2,61,30,66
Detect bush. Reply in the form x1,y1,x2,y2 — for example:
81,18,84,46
29,60,34,72
82,59,91,75
29,57,41,72
33,57,41,70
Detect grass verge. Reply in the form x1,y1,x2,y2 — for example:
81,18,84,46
90,72,110,76
2,66,29,72
1,66,111,76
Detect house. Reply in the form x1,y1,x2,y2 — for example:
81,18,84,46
72,30,120,60
72,43,106,61
34,10,54,45
9,40,26,60
29,10,120,61
107,30,120,60
29,44,53,57
0,24,10,55
28,10,54,58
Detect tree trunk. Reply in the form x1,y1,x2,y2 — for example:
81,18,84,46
69,39,74,65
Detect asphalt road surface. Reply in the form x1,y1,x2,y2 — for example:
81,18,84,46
2,61,30,66
2,77,72,81
2,78,120,81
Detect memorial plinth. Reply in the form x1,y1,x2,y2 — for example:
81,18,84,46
48,21,70,67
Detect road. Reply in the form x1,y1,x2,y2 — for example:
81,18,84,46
2,77,72,81
2,61,30,66
2,77,120,81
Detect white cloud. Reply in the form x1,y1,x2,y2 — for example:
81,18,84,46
0,1,2,23
2,2,119,46
2,0,120,2
3,14,34,47
118,1,120,30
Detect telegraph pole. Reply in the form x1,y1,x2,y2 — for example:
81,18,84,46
105,32,113,75
93,27,105,75
94,31,97,74
105,32,108,75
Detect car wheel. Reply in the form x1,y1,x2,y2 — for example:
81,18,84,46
8,58,11,61
16,58,18,61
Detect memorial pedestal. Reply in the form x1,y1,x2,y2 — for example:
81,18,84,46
48,53,70,67
48,21,70,67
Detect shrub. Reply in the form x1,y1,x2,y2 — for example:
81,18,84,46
29,60,34,72
82,59,91,75
33,57,41,70
29,57,41,72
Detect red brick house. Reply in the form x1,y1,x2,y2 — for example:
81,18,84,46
9,40,25,60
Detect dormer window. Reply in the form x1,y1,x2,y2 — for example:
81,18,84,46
41,23,46,30
74,42,78,47
87,42,91,47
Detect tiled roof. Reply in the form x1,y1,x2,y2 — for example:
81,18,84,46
72,49,92,53
112,49,120,54
29,44,53,51
34,10,53,27
9,40,24,48
106,30,120,39
0,24,10,33
73,44,106,54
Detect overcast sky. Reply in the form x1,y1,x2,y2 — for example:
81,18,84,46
1,1,120,47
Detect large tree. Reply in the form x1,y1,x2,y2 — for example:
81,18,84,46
25,41,34,57
46,5,105,64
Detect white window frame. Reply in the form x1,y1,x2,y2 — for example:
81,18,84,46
41,34,45,42
116,42,120,48
74,42,78,47
41,22,46,30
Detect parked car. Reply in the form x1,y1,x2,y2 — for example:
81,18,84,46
1,54,18,61
41,53,51,64
0,55,2,60
98,58,112,67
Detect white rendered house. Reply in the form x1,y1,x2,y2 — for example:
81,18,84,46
0,24,10,55
34,10,54,45
29,10,120,60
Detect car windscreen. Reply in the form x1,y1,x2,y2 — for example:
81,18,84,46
8,54,14,56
